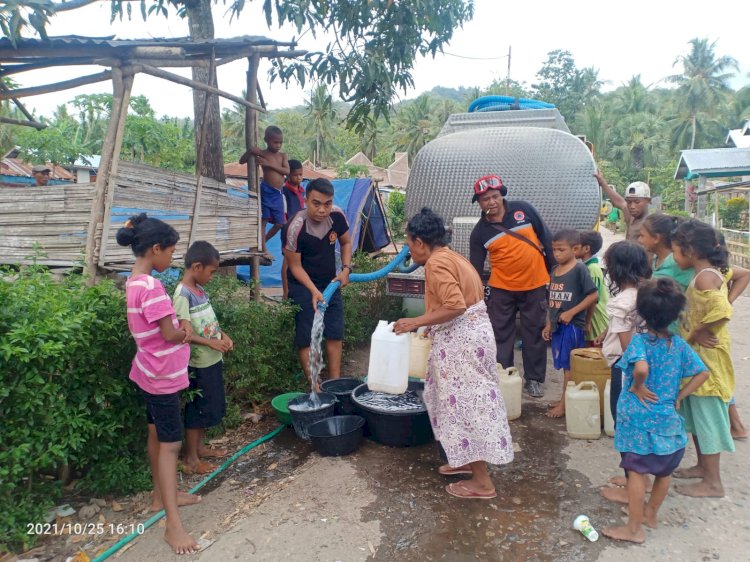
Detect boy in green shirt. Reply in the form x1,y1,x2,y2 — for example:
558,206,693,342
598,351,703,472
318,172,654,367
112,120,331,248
173,241,233,474
577,231,609,344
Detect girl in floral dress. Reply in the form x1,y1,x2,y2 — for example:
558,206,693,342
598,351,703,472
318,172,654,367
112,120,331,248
602,278,708,544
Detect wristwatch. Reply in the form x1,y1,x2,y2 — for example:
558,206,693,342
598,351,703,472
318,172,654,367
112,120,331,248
342,264,353,272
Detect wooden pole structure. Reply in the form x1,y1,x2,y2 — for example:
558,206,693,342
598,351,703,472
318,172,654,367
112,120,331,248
84,66,133,282
131,64,265,113
97,71,134,269
0,71,112,99
246,54,262,301
0,116,45,129
189,51,216,247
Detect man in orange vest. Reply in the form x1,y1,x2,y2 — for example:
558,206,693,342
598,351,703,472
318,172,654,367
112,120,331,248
469,175,554,398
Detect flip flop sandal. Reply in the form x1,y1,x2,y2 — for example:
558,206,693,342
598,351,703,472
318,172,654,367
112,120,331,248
438,465,473,476
445,482,497,500
181,461,217,475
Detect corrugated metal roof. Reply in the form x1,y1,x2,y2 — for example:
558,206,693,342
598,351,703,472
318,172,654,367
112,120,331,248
726,121,750,148
0,157,74,180
0,34,294,59
675,148,750,180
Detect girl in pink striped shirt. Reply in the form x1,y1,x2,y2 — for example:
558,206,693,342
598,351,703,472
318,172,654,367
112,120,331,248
117,213,200,555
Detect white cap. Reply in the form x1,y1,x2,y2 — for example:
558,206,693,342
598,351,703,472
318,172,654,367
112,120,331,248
625,181,651,199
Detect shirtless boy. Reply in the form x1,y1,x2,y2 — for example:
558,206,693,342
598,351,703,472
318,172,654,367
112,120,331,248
240,126,290,251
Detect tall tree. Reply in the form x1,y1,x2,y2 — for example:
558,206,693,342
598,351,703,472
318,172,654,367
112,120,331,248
304,84,335,167
532,50,602,122
668,38,738,149
395,94,434,161
13,0,473,180
71,93,112,151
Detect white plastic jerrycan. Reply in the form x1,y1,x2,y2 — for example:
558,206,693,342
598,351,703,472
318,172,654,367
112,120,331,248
367,320,410,394
497,365,522,421
603,379,615,437
408,328,432,379
565,381,601,440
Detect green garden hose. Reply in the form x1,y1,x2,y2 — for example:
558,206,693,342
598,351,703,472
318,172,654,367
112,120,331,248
91,425,285,561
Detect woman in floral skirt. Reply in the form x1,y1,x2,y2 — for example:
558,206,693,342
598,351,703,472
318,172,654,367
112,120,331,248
395,208,514,499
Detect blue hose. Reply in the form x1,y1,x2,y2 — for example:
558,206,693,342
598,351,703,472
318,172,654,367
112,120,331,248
319,246,416,310
468,95,555,113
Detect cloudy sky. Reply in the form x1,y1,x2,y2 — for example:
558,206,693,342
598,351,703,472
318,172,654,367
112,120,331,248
14,0,750,119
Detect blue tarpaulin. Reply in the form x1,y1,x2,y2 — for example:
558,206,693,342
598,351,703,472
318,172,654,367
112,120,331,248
237,178,392,287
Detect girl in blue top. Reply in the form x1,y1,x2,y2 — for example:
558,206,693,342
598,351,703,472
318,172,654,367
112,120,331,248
603,277,709,545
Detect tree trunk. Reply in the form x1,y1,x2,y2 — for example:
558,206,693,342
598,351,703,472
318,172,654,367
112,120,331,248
690,112,697,150
184,0,225,182
632,145,644,171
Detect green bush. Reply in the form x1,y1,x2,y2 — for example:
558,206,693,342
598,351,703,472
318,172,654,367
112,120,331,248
205,275,306,406
720,197,749,230
0,255,400,551
386,191,406,241
0,266,146,551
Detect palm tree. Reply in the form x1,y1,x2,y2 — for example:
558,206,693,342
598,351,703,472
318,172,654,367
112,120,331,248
723,85,750,129
395,95,434,161
668,38,738,149
576,102,609,157
433,98,460,129
612,75,652,115
571,66,604,111
609,111,664,172
358,116,381,161
304,84,335,166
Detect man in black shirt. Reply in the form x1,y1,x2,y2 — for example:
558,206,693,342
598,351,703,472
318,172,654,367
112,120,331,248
282,179,353,383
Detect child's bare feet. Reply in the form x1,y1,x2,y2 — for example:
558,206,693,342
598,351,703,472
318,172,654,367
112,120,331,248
607,475,653,492
608,475,627,487
150,491,202,512
731,427,748,440
164,525,200,555
198,446,229,459
673,465,704,479
601,486,630,504
675,481,724,498
181,460,217,475
602,524,645,544
620,505,658,529
546,401,565,418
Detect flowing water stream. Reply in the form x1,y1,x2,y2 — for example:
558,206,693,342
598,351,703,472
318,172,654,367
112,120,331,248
288,307,327,412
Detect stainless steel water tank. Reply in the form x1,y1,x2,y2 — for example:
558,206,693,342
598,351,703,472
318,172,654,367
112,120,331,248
405,125,600,233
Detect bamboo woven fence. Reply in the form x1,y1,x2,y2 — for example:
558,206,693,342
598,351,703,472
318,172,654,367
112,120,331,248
0,161,259,269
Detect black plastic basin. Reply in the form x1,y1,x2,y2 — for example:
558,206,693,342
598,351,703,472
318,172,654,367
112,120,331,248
307,415,366,456
320,377,362,415
288,392,336,441
351,381,434,447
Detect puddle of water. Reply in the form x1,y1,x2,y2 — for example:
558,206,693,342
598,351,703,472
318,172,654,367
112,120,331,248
353,404,622,561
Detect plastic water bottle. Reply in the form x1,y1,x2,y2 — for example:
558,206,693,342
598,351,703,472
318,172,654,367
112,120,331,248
573,515,599,542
